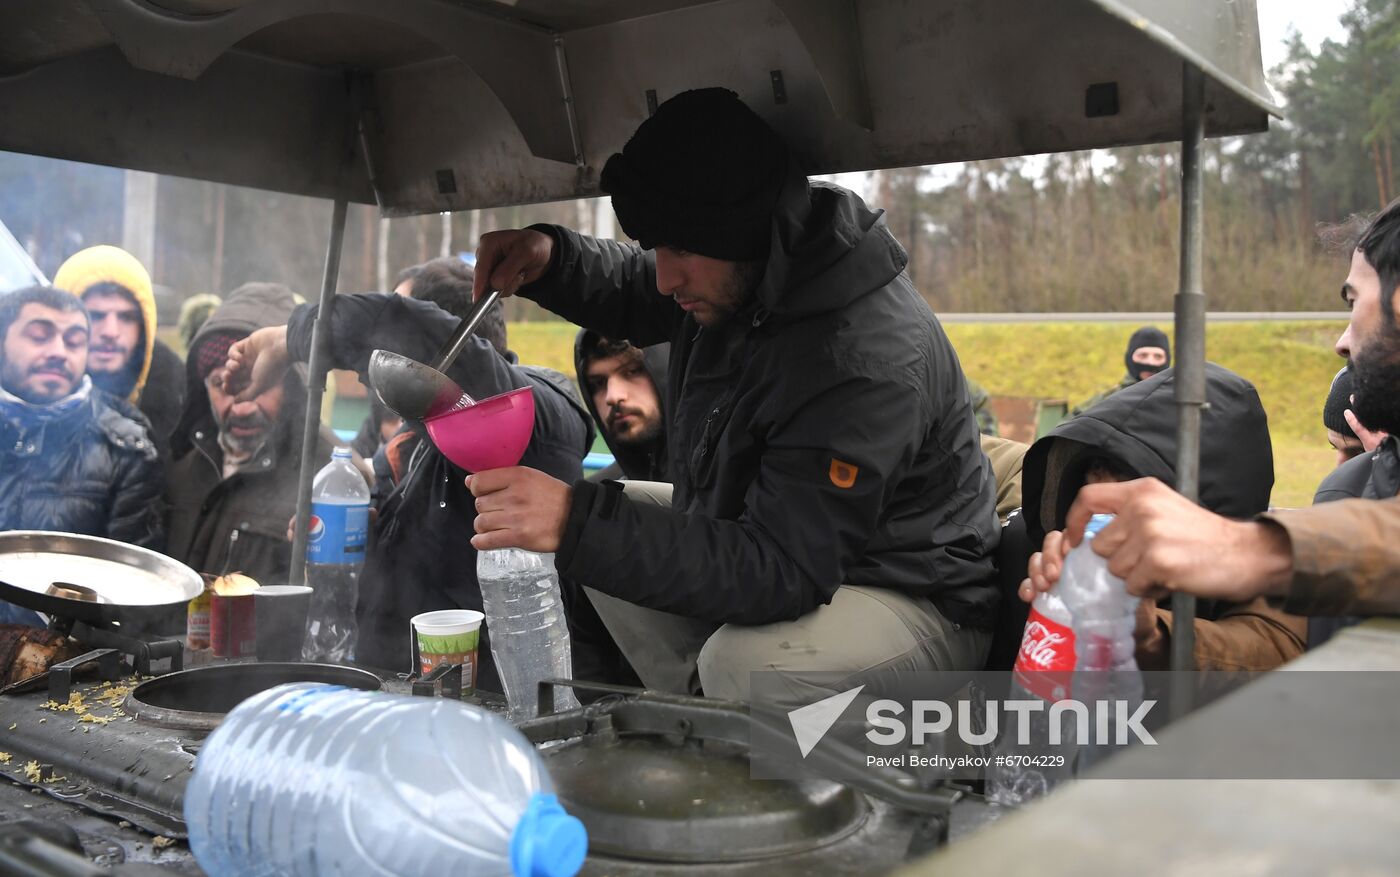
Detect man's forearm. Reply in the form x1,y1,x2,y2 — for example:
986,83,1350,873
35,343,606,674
517,225,678,347
1262,497,1400,616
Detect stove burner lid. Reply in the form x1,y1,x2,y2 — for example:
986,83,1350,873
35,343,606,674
542,734,870,864
124,662,382,731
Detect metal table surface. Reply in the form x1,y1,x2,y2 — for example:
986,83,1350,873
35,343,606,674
899,619,1400,876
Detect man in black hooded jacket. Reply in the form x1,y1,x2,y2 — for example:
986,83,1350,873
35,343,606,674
467,88,999,702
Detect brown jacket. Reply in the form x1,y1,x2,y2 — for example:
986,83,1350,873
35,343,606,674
1264,497,1400,617
1136,598,1306,671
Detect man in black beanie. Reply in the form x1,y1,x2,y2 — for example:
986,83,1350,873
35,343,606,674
1073,325,1172,415
466,87,999,705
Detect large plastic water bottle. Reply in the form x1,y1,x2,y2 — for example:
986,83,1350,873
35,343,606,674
304,447,368,663
185,683,587,877
476,549,581,722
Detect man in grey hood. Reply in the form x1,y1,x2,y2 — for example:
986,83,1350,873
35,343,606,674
468,88,999,703
165,282,336,585
574,330,669,482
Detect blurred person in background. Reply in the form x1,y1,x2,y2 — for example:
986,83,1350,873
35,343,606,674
1072,326,1171,416
53,245,186,460
177,293,223,353
351,256,476,466
0,285,163,624
165,282,337,584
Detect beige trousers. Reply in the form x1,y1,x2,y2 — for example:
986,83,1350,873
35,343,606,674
581,481,991,706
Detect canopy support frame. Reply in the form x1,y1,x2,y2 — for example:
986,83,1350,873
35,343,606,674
1170,61,1207,681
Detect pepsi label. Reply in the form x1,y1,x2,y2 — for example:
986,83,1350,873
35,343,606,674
308,501,369,565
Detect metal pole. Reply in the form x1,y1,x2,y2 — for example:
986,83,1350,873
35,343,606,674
289,196,350,587
1171,63,1207,684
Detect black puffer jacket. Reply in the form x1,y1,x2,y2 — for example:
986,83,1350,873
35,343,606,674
523,174,1000,627
285,294,594,682
0,386,164,548
573,328,671,482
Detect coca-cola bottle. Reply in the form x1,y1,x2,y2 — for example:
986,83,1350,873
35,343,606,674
986,580,1078,806
988,514,1136,806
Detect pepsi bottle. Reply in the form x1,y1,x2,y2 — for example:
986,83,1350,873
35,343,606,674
303,447,369,663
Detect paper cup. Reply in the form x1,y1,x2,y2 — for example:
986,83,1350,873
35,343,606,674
411,609,484,696
254,585,313,662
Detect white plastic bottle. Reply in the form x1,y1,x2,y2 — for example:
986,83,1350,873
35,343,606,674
1058,514,1140,676
1058,513,1144,764
184,682,588,877
476,549,581,722
304,447,368,662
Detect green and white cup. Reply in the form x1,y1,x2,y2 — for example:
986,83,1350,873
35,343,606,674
411,609,484,696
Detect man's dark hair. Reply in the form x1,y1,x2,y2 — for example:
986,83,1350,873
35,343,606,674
580,335,645,372
0,285,88,342
404,256,507,355
394,263,424,291
1356,197,1400,323
80,280,139,307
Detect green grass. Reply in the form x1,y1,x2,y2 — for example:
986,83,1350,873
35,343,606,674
509,319,1347,509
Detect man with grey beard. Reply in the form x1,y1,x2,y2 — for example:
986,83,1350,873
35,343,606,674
164,283,337,585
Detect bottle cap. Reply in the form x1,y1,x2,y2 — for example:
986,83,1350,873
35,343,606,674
331,446,352,459
510,792,588,877
1084,513,1114,537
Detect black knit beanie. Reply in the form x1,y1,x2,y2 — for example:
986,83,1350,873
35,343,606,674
1125,326,1171,380
1323,366,1359,438
600,88,789,261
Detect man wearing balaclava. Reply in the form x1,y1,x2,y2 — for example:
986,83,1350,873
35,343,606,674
1072,325,1172,416
465,87,999,704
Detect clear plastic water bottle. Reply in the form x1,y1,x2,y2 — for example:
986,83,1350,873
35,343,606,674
1058,513,1144,766
184,682,588,877
304,447,368,663
1059,514,1140,676
476,549,581,722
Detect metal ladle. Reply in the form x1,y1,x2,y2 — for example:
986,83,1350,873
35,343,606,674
367,288,502,420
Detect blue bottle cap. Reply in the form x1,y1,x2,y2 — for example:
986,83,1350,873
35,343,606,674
510,793,588,877
1084,513,1114,537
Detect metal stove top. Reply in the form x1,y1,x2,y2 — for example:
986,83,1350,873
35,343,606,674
0,671,999,875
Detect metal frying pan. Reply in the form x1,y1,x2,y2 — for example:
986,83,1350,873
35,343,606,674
0,531,203,626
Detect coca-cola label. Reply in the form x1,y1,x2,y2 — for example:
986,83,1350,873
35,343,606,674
1014,608,1075,701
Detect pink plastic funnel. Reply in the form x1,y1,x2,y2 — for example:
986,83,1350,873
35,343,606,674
424,386,535,472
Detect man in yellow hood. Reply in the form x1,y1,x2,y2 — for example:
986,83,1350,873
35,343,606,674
53,245,186,458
